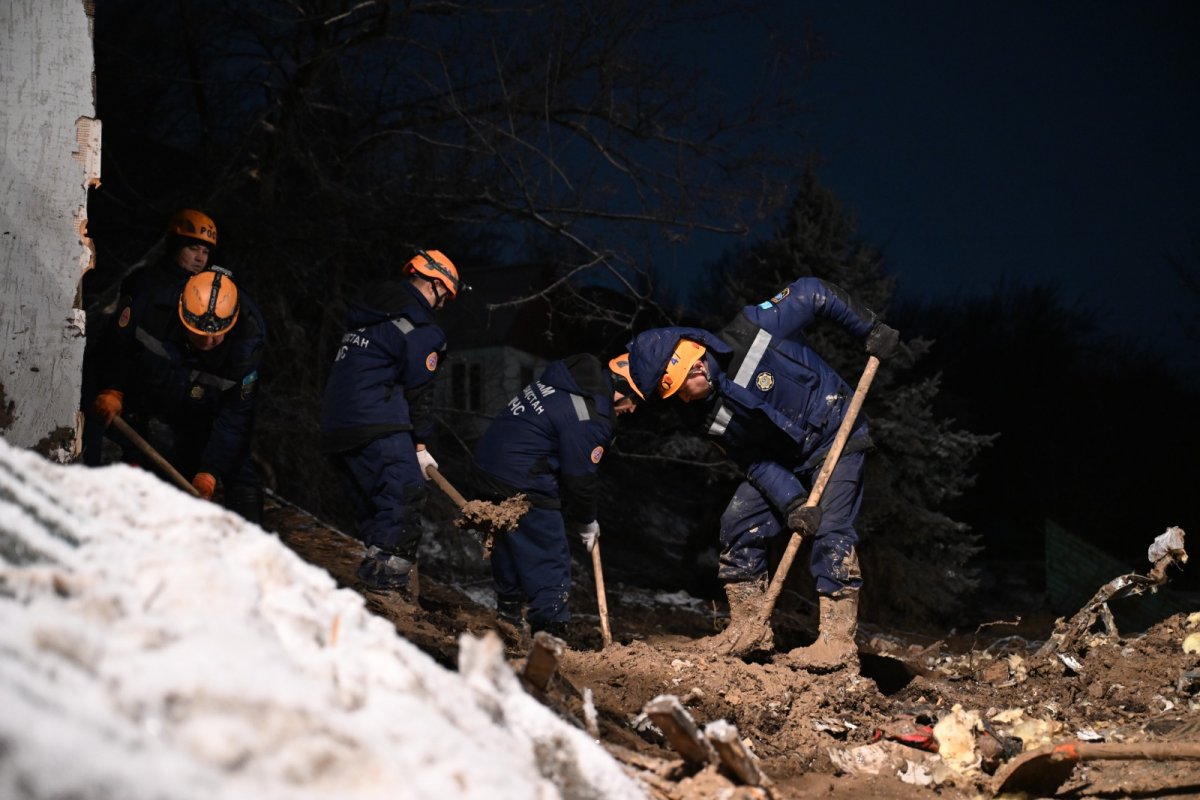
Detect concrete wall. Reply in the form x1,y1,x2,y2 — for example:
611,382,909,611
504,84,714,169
0,0,98,460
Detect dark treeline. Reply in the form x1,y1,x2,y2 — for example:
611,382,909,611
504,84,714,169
895,286,1200,592
82,0,1200,629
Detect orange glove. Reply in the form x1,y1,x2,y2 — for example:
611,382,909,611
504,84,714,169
91,389,124,427
192,472,216,500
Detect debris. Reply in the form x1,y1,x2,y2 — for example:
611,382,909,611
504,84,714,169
1036,527,1188,658
932,704,982,776
705,720,771,789
522,630,565,692
1057,653,1084,673
872,717,938,752
993,740,1200,797
644,694,716,765
815,718,856,737
827,741,941,787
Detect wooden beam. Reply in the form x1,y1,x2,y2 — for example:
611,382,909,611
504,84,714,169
643,694,715,765
522,630,564,691
705,719,770,788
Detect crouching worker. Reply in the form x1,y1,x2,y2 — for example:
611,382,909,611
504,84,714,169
470,354,639,641
319,250,462,595
90,267,268,522
617,277,899,671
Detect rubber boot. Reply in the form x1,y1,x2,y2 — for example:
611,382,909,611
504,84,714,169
701,576,775,656
785,590,859,672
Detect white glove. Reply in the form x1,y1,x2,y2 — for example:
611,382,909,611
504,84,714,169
415,447,438,480
577,520,600,553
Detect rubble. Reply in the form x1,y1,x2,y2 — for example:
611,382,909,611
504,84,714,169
268,496,1200,799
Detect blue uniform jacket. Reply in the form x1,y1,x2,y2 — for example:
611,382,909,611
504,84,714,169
625,277,879,513
106,285,267,478
319,280,447,453
472,355,614,526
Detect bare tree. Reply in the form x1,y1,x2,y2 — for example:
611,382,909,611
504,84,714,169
90,0,825,511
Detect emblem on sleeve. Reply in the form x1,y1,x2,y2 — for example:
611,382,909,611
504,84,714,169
189,384,206,400
425,352,439,371
590,446,604,464
117,306,132,328
769,287,790,305
755,371,774,391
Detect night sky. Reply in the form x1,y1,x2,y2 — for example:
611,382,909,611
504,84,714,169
758,2,1199,375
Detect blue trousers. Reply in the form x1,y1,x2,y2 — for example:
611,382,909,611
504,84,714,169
491,506,572,629
718,450,865,595
334,432,428,559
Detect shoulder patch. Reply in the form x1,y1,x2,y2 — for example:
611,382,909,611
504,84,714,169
240,370,259,400
117,306,132,328
758,286,791,308
425,352,439,371
590,445,605,464
754,371,774,391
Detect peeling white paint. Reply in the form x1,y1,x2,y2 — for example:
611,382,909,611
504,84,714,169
0,1,95,454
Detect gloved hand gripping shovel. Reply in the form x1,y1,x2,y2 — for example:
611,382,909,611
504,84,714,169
111,416,201,498
426,466,530,558
719,355,881,658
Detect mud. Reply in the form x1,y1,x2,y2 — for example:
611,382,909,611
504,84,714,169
459,494,531,532
265,497,1200,799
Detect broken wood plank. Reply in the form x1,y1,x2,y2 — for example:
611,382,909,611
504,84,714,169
644,694,716,765
705,718,770,788
522,630,564,691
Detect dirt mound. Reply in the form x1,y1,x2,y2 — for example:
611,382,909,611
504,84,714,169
265,497,1200,799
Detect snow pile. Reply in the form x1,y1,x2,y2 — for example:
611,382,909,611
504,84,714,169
0,437,643,799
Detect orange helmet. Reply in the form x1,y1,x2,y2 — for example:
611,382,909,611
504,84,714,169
166,209,218,248
404,249,461,298
657,340,707,398
179,268,239,336
608,354,644,400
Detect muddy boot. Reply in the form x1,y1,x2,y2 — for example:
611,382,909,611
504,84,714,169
701,576,775,656
785,590,859,672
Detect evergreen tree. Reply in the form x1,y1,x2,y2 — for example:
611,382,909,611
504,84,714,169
702,167,996,627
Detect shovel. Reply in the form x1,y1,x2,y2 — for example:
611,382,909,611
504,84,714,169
110,416,201,497
591,540,613,647
426,466,530,557
721,355,880,657
993,740,1200,797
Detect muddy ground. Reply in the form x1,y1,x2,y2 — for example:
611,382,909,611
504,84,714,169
264,496,1200,799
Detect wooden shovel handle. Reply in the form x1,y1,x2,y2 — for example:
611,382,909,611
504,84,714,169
110,416,201,497
1066,741,1200,761
592,541,613,647
727,355,880,652
426,465,468,509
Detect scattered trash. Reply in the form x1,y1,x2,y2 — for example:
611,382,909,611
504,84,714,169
828,741,945,787
872,716,938,752
1037,526,1188,658
932,704,982,776
1057,653,1084,673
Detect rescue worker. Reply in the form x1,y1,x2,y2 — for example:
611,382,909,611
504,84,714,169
83,209,221,465
90,267,268,522
614,277,899,671
127,208,220,297
470,354,639,639
319,250,462,594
